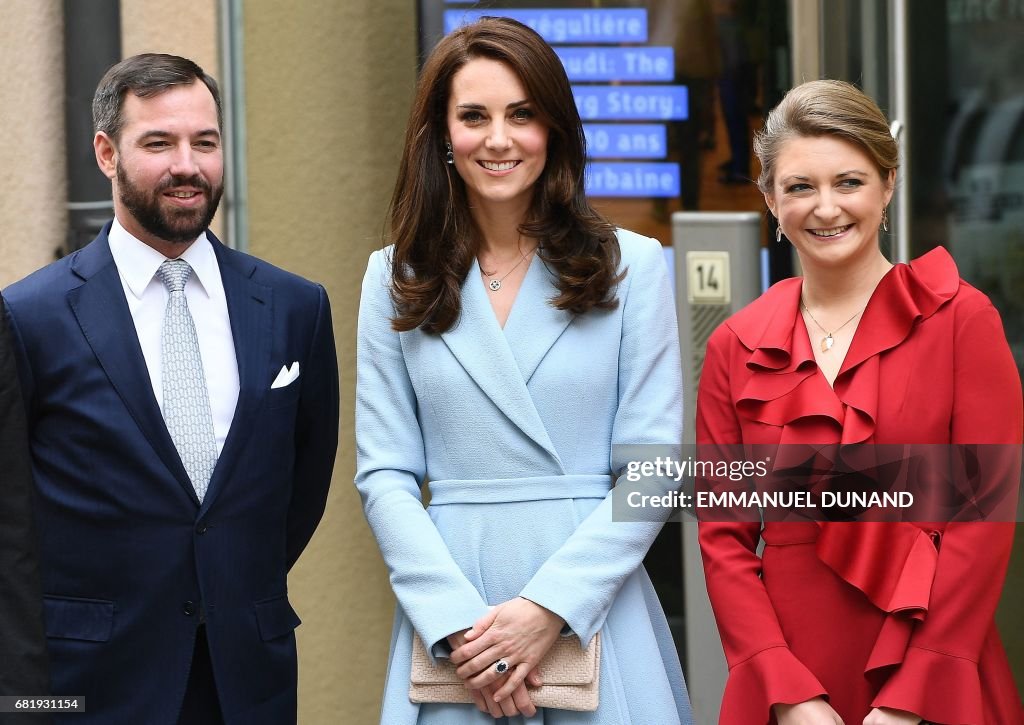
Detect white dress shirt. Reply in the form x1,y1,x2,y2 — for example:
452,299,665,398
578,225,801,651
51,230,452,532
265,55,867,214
108,218,240,454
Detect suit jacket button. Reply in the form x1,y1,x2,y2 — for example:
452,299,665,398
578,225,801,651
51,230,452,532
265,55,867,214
182,601,196,616
196,523,208,535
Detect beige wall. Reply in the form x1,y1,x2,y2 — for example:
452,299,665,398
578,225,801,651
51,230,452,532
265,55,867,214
121,0,219,72
244,2,416,722
0,1,66,287
121,0,224,240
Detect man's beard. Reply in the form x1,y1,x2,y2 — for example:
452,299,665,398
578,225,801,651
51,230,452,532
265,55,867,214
116,162,223,245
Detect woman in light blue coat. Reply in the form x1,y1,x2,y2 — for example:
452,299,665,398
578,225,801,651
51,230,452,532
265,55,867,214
356,17,692,724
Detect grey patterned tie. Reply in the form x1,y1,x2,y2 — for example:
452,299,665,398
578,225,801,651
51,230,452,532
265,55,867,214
157,259,218,502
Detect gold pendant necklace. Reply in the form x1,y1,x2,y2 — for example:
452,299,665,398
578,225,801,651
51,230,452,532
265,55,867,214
800,299,864,353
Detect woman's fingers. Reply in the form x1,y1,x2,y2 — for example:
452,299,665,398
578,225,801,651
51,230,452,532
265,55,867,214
464,606,498,641
469,687,488,714
446,628,471,654
497,691,520,718
525,667,543,688
774,698,846,725
462,652,512,689
479,683,504,718
492,662,532,702
450,629,494,666
863,707,921,725
507,680,537,718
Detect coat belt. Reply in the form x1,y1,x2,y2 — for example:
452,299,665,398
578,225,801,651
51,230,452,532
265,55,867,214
428,474,613,505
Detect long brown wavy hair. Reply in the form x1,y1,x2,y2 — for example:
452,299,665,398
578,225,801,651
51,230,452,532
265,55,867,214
387,17,621,334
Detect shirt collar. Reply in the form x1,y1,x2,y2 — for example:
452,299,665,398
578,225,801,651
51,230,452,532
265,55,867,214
108,217,218,299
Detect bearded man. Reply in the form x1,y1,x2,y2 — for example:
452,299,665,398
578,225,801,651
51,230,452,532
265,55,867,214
3,54,339,725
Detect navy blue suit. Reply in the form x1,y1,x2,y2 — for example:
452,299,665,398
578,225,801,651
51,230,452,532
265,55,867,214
3,223,339,724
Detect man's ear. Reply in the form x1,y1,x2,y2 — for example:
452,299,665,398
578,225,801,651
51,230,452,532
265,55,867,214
94,132,118,180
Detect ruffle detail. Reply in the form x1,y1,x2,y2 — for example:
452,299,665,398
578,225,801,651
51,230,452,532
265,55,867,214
872,645,984,724
719,645,828,725
727,247,961,446
723,248,964,691
816,522,936,616
816,522,939,673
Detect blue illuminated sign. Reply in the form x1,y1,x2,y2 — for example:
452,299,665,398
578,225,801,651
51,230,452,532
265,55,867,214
438,4,685,200
574,86,688,121
584,124,667,159
444,9,648,43
586,162,680,197
555,47,674,82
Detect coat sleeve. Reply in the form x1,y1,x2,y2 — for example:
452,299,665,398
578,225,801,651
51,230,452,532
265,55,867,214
696,324,827,724
871,299,1024,723
354,251,490,656
0,295,51,708
516,236,683,646
285,284,340,569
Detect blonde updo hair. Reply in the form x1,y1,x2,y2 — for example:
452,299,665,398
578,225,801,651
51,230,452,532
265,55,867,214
754,79,898,194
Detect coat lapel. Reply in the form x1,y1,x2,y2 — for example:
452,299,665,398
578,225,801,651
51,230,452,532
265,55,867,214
440,257,562,466
67,232,197,503
200,238,272,512
502,254,575,384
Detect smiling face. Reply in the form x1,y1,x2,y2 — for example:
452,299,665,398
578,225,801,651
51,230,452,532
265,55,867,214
94,81,224,257
766,134,894,273
446,57,549,219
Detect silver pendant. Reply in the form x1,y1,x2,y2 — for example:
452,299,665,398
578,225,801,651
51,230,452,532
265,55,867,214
489,279,501,292
821,334,834,352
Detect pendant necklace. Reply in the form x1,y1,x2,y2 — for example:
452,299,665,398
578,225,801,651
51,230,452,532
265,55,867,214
801,299,864,353
481,248,534,292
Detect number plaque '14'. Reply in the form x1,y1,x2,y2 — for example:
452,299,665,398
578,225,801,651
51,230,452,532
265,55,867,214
686,251,731,305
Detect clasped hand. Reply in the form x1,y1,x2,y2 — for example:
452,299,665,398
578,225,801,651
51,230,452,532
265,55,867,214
774,698,921,725
446,597,565,718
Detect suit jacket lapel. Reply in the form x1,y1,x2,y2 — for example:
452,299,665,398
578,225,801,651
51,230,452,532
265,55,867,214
200,238,272,512
440,257,562,466
67,232,197,503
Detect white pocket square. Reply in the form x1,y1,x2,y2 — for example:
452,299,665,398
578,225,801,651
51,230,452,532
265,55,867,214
271,361,300,389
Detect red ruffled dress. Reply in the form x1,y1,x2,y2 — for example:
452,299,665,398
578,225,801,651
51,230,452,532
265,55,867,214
696,247,1024,724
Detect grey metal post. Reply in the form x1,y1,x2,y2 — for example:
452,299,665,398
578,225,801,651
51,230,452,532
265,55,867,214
219,0,248,251
673,211,762,724
890,0,911,263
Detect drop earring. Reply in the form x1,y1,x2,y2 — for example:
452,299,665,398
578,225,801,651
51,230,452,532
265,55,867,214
445,141,453,165
881,207,889,232
776,224,783,243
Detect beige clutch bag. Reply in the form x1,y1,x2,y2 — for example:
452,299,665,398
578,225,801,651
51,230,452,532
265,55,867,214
409,631,600,712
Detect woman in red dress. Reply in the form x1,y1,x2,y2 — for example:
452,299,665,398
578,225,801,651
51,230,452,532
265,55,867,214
697,79,1023,725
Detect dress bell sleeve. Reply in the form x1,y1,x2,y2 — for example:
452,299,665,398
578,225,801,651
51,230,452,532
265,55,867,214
871,300,1023,724
517,235,683,646
696,325,828,724
355,250,490,656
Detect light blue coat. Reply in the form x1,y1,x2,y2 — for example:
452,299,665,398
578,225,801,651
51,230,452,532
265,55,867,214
355,230,692,724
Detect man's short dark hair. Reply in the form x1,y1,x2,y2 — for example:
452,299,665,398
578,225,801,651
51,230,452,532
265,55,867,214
92,53,222,140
